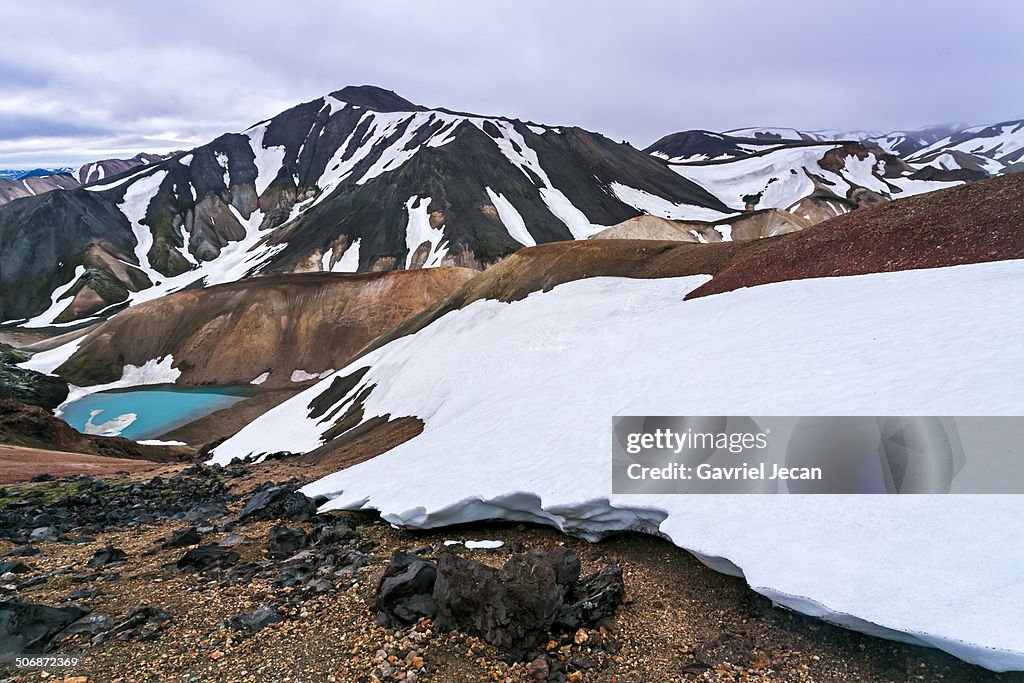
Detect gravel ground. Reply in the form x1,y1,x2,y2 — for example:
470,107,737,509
1,462,1021,683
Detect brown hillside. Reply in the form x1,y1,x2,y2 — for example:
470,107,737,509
56,268,477,388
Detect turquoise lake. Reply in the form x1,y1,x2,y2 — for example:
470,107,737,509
60,384,253,441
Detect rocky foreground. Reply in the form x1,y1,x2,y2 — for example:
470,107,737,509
0,461,1020,683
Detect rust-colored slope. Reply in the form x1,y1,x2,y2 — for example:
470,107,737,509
688,172,1024,298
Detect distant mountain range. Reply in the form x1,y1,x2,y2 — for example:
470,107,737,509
0,168,74,180
0,153,174,207
0,85,1019,327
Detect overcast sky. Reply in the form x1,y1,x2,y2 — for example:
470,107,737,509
2,0,1023,168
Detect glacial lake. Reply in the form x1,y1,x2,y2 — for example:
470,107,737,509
60,384,253,441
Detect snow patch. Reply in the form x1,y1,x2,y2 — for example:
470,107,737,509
57,356,182,416
18,337,84,374
333,239,361,272
485,187,535,247
246,124,287,196
290,369,334,383
214,151,230,188
404,196,448,269
610,182,735,222
21,266,88,328
83,410,137,437
212,259,1024,671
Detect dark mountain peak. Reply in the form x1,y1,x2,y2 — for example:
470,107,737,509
645,129,748,160
329,85,423,112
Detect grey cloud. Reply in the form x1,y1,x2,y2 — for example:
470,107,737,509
0,114,111,141
1,0,1023,167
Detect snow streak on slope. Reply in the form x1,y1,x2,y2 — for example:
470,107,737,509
211,260,1024,672
609,182,735,221
485,187,535,247
469,118,605,238
404,196,448,269
309,107,464,208
246,123,287,196
21,265,88,327
120,170,169,277
323,238,361,273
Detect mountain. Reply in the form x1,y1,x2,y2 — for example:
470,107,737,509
0,171,79,205
719,124,965,156
0,85,731,327
588,208,811,242
654,139,961,223
76,152,172,185
907,119,1024,175
0,168,73,180
647,121,1014,210
0,154,174,207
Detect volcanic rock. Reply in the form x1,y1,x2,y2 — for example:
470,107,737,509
375,551,438,627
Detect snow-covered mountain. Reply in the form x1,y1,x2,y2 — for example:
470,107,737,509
908,119,1024,175
644,118,1023,223
0,85,731,327
718,123,965,157
659,141,958,223
648,120,1017,191
0,167,74,180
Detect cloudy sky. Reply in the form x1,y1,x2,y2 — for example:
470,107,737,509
2,0,1022,168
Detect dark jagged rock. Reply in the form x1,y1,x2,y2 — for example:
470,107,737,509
176,544,239,572
109,604,171,642
86,546,127,569
311,520,358,545
375,551,438,627
553,564,626,630
238,481,317,522
163,526,201,548
266,525,308,560
0,560,32,575
0,599,89,654
182,501,228,522
228,605,285,632
54,611,115,641
695,632,755,669
432,548,580,660
29,526,59,542
218,533,249,547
